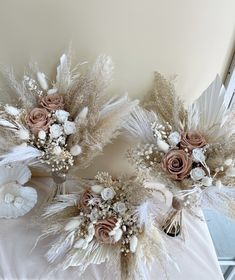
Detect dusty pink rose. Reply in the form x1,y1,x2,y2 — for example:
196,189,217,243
180,131,206,151
162,149,192,181
40,94,64,111
79,190,97,213
95,217,117,244
25,108,51,134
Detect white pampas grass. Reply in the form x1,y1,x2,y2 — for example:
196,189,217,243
130,235,138,253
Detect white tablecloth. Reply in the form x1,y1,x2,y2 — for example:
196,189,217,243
0,177,224,280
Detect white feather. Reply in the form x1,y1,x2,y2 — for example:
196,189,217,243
0,145,41,166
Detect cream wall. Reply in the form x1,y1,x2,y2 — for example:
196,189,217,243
0,0,234,175
0,0,234,101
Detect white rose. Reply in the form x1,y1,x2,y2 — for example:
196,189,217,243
4,105,21,116
190,167,205,181
168,131,181,146
201,176,213,187
101,187,116,200
63,121,76,135
113,202,127,215
55,109,70,123
192,148,206,163
50,124,63,138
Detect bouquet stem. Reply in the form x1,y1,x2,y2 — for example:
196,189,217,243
52,172,67,197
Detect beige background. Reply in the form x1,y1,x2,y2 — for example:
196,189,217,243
0,0,234,176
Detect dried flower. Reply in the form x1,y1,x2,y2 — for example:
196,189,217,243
95,216,117,244
162,149,192,181
40,93,64,111
25,108,51,134
180,131,206,151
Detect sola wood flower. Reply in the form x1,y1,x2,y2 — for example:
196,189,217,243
124,73,235,237
0,164,37,218
41,172,169,279
0,49,137,194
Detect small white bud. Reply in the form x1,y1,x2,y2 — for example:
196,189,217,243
70,145,82,156
130,235,138,253
157,139,169,153
201,176,213,187
37,72,48,90
47,88,58,95
38,130,46,140
78,107,88,120
53,146,62,155
113,228,123,242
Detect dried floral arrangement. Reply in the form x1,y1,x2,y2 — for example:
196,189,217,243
0,49,137,196
124,73,235,236
40,172,170,279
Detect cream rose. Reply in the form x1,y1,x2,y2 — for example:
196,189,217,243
180,131,206,151
161,149,192,181
25,108,51,134
40,94,64,111
95,217,117,244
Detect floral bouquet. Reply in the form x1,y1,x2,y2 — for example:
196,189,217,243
124,73,235,236
0,50,137,195
41,172,169,279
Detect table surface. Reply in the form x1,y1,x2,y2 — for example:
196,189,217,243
0,177,224,280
